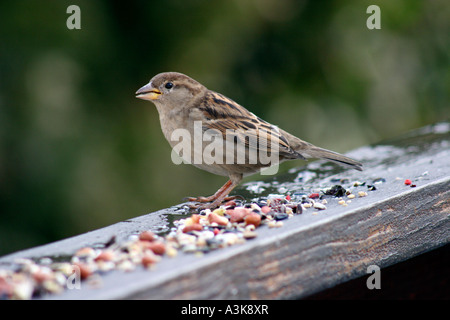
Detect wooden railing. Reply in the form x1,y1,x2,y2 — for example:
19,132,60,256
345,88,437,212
0,122,448,299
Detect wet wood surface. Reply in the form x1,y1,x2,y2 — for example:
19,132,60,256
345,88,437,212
1,123,449,299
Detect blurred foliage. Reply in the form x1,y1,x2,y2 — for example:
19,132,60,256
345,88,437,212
0,0,448,255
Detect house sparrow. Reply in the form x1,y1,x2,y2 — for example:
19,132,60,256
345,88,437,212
136,72,362,209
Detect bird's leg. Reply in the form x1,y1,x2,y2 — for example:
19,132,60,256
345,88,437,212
189,181,238,210
185,180,233,203
186,175,242,209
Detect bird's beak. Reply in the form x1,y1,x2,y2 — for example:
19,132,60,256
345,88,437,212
135,83,162,101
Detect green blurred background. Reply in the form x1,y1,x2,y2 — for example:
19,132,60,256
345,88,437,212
0,0,448,256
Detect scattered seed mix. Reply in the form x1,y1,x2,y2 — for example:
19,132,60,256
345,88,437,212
0,179,379,300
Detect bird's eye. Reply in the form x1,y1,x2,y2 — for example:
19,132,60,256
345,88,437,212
165,82,174,89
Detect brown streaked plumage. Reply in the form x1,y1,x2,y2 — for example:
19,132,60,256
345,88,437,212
136,72,362,209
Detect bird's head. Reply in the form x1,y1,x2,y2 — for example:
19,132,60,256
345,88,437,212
136,72,206,107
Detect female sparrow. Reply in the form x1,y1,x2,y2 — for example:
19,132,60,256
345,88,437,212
136,72,362,209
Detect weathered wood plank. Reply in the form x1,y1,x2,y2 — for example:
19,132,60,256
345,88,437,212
0,123,449,299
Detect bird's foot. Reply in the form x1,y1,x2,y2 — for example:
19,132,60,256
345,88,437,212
184,195,242,203
185,195,244,210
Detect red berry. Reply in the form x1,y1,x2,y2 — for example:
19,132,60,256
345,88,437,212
404,179,412,185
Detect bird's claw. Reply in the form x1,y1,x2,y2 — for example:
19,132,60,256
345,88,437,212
184,195,245,211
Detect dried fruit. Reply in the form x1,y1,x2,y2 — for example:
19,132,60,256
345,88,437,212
309,193,320,199
94,250,115,262
229,207,248,223
191,214,201,224
73,262,92,280
139,231,156,242
182,223,203,233
31,269,53,283
147,242,166,256
141,253,158,267
244,213,261,227
261,206,271,214
0,279,12,299
208,212,229,226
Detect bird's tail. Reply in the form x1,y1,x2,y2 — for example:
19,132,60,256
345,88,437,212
305,146,363,171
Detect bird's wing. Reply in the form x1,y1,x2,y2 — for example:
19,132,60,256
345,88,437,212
195,91,303,160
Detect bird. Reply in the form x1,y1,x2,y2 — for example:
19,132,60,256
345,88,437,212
136,72,362,209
